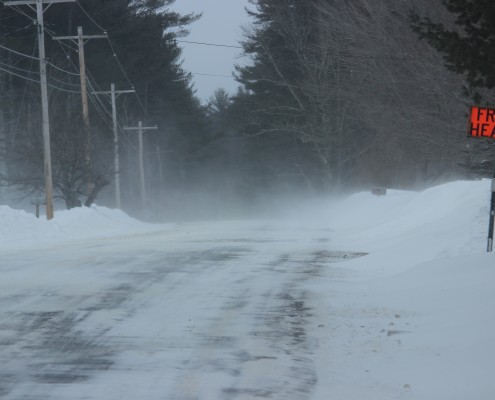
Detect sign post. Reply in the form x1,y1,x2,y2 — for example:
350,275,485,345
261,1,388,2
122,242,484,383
468,105,495,251
488,179,495,252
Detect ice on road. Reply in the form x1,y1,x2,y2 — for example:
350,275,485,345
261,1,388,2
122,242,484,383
0,220,361,399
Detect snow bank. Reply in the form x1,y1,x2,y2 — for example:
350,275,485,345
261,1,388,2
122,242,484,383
0,204,157,250
1,179,490,257
321,179,490,277
308,179,495,400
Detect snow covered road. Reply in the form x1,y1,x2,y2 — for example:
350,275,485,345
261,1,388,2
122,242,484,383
0,221,364,399
2,180,495,399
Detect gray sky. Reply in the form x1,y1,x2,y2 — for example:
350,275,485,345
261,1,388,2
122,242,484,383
169,0,253,103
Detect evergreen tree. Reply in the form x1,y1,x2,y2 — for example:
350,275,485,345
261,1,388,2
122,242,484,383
0,0,206,211
411,0,495,177
411,0,495,92
232,0,469,192
236,0,343,192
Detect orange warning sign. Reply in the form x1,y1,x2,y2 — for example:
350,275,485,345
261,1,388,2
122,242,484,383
469,106,495,138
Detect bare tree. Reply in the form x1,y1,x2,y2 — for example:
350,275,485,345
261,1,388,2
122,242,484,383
313,0,469,188
239,0,470,192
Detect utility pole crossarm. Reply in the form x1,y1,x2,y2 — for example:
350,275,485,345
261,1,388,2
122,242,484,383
93,89,135,96
123,126,158,131
52,34,108,41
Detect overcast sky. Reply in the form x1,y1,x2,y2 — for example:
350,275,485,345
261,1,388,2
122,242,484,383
169,0,252,103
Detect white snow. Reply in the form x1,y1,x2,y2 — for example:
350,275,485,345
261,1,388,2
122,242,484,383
1,179,494,399
0,204,161,250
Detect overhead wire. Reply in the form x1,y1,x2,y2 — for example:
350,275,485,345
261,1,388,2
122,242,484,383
0,28,83,85
55,38,78,52
74,0,155,126
0,60,38,76
86,80,113,125
10,5,35,23
12,37,38,139
1,1,118,139
48,32,117,133
192,72,234,78
47,73,81,89
47,61,81,77
75,0,241,124
20,32,86,96
84,68,116,124
84,67,140,153
0,13,20,22
0,21,35,37
4,1,233,134
46,82,81,93
178,40,242,49
0,43,39,60
75,0,106,32
0,65,39,84
106,35,156,125
79,64,117,130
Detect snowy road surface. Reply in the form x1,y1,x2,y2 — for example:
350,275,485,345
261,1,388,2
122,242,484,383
2,181,495,399
0,220,364,399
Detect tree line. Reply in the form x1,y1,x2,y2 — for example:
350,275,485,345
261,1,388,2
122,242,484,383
0,0,491,218
214,0,474,195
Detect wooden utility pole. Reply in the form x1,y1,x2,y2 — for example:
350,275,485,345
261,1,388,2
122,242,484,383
53,27,107,194
93,84,134,209
5,0,77,220
123,122,158,209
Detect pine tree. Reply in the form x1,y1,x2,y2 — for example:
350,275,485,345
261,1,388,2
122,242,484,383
411,0,495,91
0,0,205,210
411,0,495,178
234,0,469,191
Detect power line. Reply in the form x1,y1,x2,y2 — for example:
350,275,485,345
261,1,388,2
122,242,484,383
86,79,112,120
9,5,35,23
13,38,38,140
51,40,139,153
3,2,238,123
0,60,38,76
74,0,155,125
106,35,156,125
47,81,81,93
47,60,80,77
0,43,39,60
47,73,81,89
64,4,153,125
0,13,20,22
178,40,242,49
87,90,114,128
105,36,133,88
84,71,135,150
0,55,81,93
0,65,39,83
74,1,237,120
75,0,106,32
0,21,35,36
55,37,78,52
192,72,234,78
